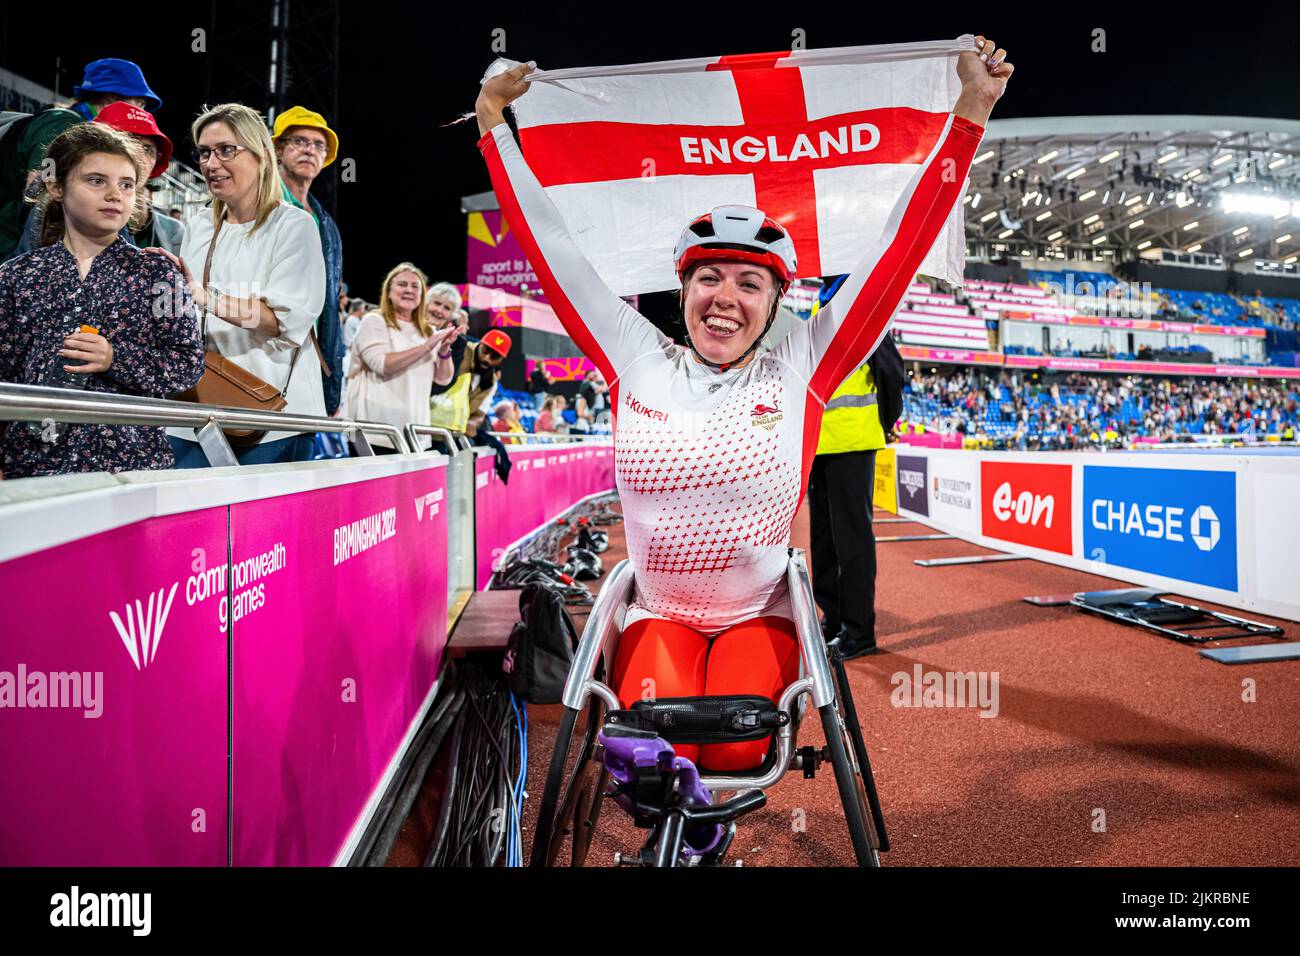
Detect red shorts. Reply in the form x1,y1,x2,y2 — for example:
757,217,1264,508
611,615,800,772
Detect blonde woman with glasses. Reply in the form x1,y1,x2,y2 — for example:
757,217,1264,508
344,262,459,454
157,102,327,467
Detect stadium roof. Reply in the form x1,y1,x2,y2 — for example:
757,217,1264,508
462,115,1300,273
973,115,1300,268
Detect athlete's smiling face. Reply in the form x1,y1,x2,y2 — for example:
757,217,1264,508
683,261,779,368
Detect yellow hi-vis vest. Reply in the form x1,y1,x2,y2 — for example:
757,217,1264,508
816,362,886,455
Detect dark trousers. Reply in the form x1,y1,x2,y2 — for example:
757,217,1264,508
808,450,877,645
168,434,315,469
347,442,398,458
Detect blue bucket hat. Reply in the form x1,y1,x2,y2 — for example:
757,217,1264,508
74,59,162,112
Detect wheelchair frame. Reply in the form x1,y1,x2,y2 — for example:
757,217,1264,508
530,548,890,867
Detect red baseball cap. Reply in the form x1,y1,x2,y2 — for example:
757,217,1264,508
482,329,512,358
94,101,172,179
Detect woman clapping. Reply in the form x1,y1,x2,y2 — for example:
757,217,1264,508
344,262,458,453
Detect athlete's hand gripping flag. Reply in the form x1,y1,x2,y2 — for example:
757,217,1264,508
480,36,1004,295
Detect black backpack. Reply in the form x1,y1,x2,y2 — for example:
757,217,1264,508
502,583,579,704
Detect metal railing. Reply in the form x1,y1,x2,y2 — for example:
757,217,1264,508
405,425,477,606
0,383,412,465
0,384,621,467
405,424,472,453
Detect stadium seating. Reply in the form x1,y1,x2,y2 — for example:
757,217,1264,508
894,281,993,351
902,369,1299,448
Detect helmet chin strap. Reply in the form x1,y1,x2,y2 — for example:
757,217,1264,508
685,298,782,373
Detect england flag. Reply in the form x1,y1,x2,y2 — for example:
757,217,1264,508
507,36,975,296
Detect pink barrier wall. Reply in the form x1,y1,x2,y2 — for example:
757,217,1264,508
475,451,543,587
0,509,229,866
2,446,616,865
475,444,617,588
230,469,448,866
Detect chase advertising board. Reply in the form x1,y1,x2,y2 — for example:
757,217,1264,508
1083,466,1237,591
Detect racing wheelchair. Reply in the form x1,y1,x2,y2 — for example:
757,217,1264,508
530,549,889,867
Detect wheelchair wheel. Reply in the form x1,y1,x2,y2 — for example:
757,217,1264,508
569,766,609,867
818,702,880,868
838,715,883,867
529,698,606,867
832,655,890,854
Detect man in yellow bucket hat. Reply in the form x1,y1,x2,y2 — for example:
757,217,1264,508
272,106,345,416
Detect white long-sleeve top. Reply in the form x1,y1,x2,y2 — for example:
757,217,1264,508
344,312,436,449
479,115,983,635
169,202,326,445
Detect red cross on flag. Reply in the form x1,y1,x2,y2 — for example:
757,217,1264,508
508,36,975,296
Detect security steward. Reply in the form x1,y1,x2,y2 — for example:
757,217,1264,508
807,275,905,660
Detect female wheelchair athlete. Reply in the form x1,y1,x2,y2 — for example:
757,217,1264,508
530,549,889,868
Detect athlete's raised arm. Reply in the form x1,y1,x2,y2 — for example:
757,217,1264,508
778,36,1014,401
476,62,666,388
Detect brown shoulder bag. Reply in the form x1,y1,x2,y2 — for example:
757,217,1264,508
174,213,329,447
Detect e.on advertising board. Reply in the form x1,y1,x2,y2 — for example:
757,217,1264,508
883,448,1294,622
979,460,1073,555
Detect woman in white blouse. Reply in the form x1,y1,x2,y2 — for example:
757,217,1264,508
344,262,459,453
160,102,327,467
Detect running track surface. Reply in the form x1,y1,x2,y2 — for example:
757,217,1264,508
393,501,1300,867
530,502,1300,868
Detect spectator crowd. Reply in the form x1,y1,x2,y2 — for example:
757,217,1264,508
0,57,1291,479
903,367,1300,450
0,55,583,480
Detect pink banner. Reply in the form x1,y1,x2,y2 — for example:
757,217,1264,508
466,210,544,300
475,445,617,588
1003,354,1300,379
526,356,597,382
0,509,229,866
899,345,1001,365
899,432,963,449
458,283,568,336
999,312,1266,337
1191,324,1264,337
229,468,448,866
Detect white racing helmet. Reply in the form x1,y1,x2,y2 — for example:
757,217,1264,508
673,205,798,289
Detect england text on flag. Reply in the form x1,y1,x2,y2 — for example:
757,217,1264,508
510,37,974,295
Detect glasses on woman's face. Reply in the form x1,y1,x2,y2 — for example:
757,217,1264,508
193,143,248,165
